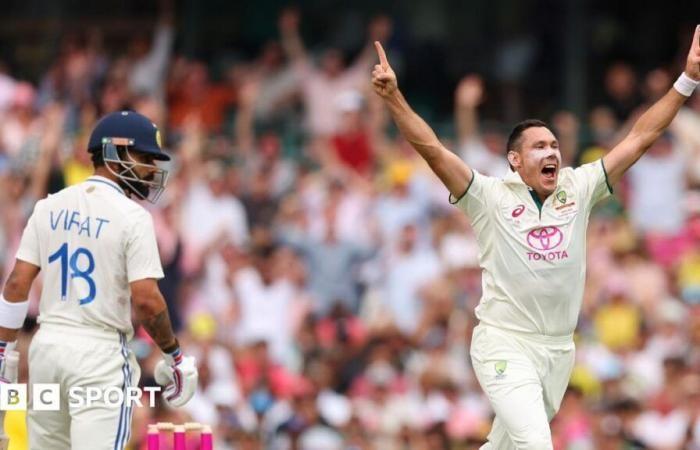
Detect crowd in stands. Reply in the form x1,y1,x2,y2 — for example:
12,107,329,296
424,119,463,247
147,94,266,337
1,5,700,449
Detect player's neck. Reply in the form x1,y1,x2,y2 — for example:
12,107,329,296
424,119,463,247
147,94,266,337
518,172,552,203
93,166,120,184
534,190,550,203
92,167,129,196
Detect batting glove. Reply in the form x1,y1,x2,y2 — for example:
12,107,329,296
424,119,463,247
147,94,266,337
0,346,17,450
0,342,18,384
154,349,198,408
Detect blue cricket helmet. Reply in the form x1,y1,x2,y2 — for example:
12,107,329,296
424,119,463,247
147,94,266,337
88,110,170,203
88,110,170,161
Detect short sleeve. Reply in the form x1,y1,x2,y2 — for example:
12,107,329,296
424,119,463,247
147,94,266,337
125,209,164,282
572,159,613,209
16,202,42,267
450,169,499,223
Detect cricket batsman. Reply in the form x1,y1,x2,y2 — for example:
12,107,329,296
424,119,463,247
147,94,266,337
0,111,199,449
372,26,700,449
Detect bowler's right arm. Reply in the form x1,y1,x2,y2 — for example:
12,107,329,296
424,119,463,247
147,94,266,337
371,41,472,199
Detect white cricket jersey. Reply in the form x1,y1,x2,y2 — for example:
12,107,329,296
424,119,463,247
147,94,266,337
454,160,612,336
15,175,164,338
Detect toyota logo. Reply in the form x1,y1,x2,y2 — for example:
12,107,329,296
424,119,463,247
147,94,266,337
526,226,563,251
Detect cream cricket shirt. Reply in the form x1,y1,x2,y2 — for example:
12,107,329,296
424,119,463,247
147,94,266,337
454,160,612,336
15,176,164,339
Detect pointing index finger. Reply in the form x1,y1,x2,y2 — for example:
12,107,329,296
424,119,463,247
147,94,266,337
374,41,389,70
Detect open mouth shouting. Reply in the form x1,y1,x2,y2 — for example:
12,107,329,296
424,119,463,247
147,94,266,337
541,163,558,183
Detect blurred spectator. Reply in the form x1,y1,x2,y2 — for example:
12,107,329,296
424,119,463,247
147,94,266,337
242,40,300,131
679,248,700,305
230,247,309,366
645,299,689,362
383,224,442,334
168,60,237,133
551,387,594,450
455,74,509,178
241,167,280,248
35,31,108,110
593,276,642,352
61,102,98,186
374,162,432,244
632,358,691,449
627,133,687,235
180,160,249,265
184,314,258,435
670,94,700,186
128,0,175,100
330,90,376,176
602,62,643,122
0,82,40,159
279,200,375,315
279,8,392,136
0,61,16,112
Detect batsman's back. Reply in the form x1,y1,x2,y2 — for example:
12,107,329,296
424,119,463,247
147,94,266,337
16,176,164,339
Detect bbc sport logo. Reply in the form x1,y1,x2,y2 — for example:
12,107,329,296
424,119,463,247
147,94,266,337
0,384,162,410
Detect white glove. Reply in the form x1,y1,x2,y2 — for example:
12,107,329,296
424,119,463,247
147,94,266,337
0,345,18,384
154,350,198,408
0,347,18,449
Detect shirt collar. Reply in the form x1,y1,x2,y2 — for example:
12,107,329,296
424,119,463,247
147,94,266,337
86,175,126,196
504,169,527,187
504,169,548,213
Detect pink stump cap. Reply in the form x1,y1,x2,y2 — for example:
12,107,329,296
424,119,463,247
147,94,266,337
147,425,160,450
200,425,213,450
173,425,186,450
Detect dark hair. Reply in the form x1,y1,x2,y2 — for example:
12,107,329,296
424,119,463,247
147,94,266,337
91,149,105,167
506,119,550,171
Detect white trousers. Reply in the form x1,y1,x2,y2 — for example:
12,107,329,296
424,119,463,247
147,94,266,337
27,325,140,450
470,324,575,450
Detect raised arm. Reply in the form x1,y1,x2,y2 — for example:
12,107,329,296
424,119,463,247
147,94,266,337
372,41,472,198
144,0,175,72
279,8,308,66
455,75,484,145
603,26,700,185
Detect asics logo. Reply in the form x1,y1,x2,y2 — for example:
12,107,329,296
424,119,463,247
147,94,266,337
511,205,525,217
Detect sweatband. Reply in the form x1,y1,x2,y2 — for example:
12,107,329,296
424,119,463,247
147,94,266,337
0,295,29,329
673,72,699,97
162,338,180,356
164,348,183,366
